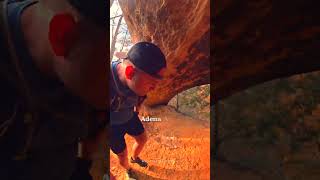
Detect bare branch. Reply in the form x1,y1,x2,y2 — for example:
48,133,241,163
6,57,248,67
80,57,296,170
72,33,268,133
120,29,128,52
110,16,123,59
110,14,123,20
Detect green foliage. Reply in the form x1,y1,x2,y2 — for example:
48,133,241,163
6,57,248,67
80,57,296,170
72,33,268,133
168,84,210,120
219,71,320,152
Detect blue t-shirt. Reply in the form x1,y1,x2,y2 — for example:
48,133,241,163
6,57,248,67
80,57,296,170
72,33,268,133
4,0,88,145
110,60,140,125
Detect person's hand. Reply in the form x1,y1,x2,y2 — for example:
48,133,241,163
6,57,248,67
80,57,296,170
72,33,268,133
134,105,140,114
137,104,154,117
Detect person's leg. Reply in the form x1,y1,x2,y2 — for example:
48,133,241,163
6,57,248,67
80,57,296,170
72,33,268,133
116,147,129,170
110,124,129,170
126,113,148,167
131,131,148,159
116,147,138,179
110,124,139,179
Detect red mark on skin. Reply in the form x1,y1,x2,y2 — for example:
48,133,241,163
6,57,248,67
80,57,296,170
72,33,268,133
125,66,135,80
49,13,77,57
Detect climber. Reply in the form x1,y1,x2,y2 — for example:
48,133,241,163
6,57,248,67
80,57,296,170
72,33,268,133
110,42,167,179
0,0,107,179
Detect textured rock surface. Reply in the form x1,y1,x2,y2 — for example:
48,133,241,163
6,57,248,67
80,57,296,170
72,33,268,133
214,0,320,101
118,0,210,106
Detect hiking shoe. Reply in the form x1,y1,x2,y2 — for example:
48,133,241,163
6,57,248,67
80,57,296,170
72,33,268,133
126,168,138,180
130,157,148,167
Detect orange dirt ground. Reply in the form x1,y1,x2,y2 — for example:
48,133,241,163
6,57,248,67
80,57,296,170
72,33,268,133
110,107,210,180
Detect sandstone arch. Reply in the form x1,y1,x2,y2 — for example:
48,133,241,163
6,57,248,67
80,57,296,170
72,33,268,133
214,0,320,101
118,0,210,106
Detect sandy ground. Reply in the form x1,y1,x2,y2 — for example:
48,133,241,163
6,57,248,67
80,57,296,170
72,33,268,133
110,106,210,180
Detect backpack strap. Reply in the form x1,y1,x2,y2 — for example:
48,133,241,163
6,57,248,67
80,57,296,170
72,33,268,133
110,60,126,112
0,0,38,160
110,60,126,97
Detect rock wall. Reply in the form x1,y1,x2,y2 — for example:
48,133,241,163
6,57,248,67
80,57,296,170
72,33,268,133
214,0,320,101
118,0,210,106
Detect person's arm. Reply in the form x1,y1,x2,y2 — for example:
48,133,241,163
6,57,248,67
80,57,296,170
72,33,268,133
134,96,146,114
